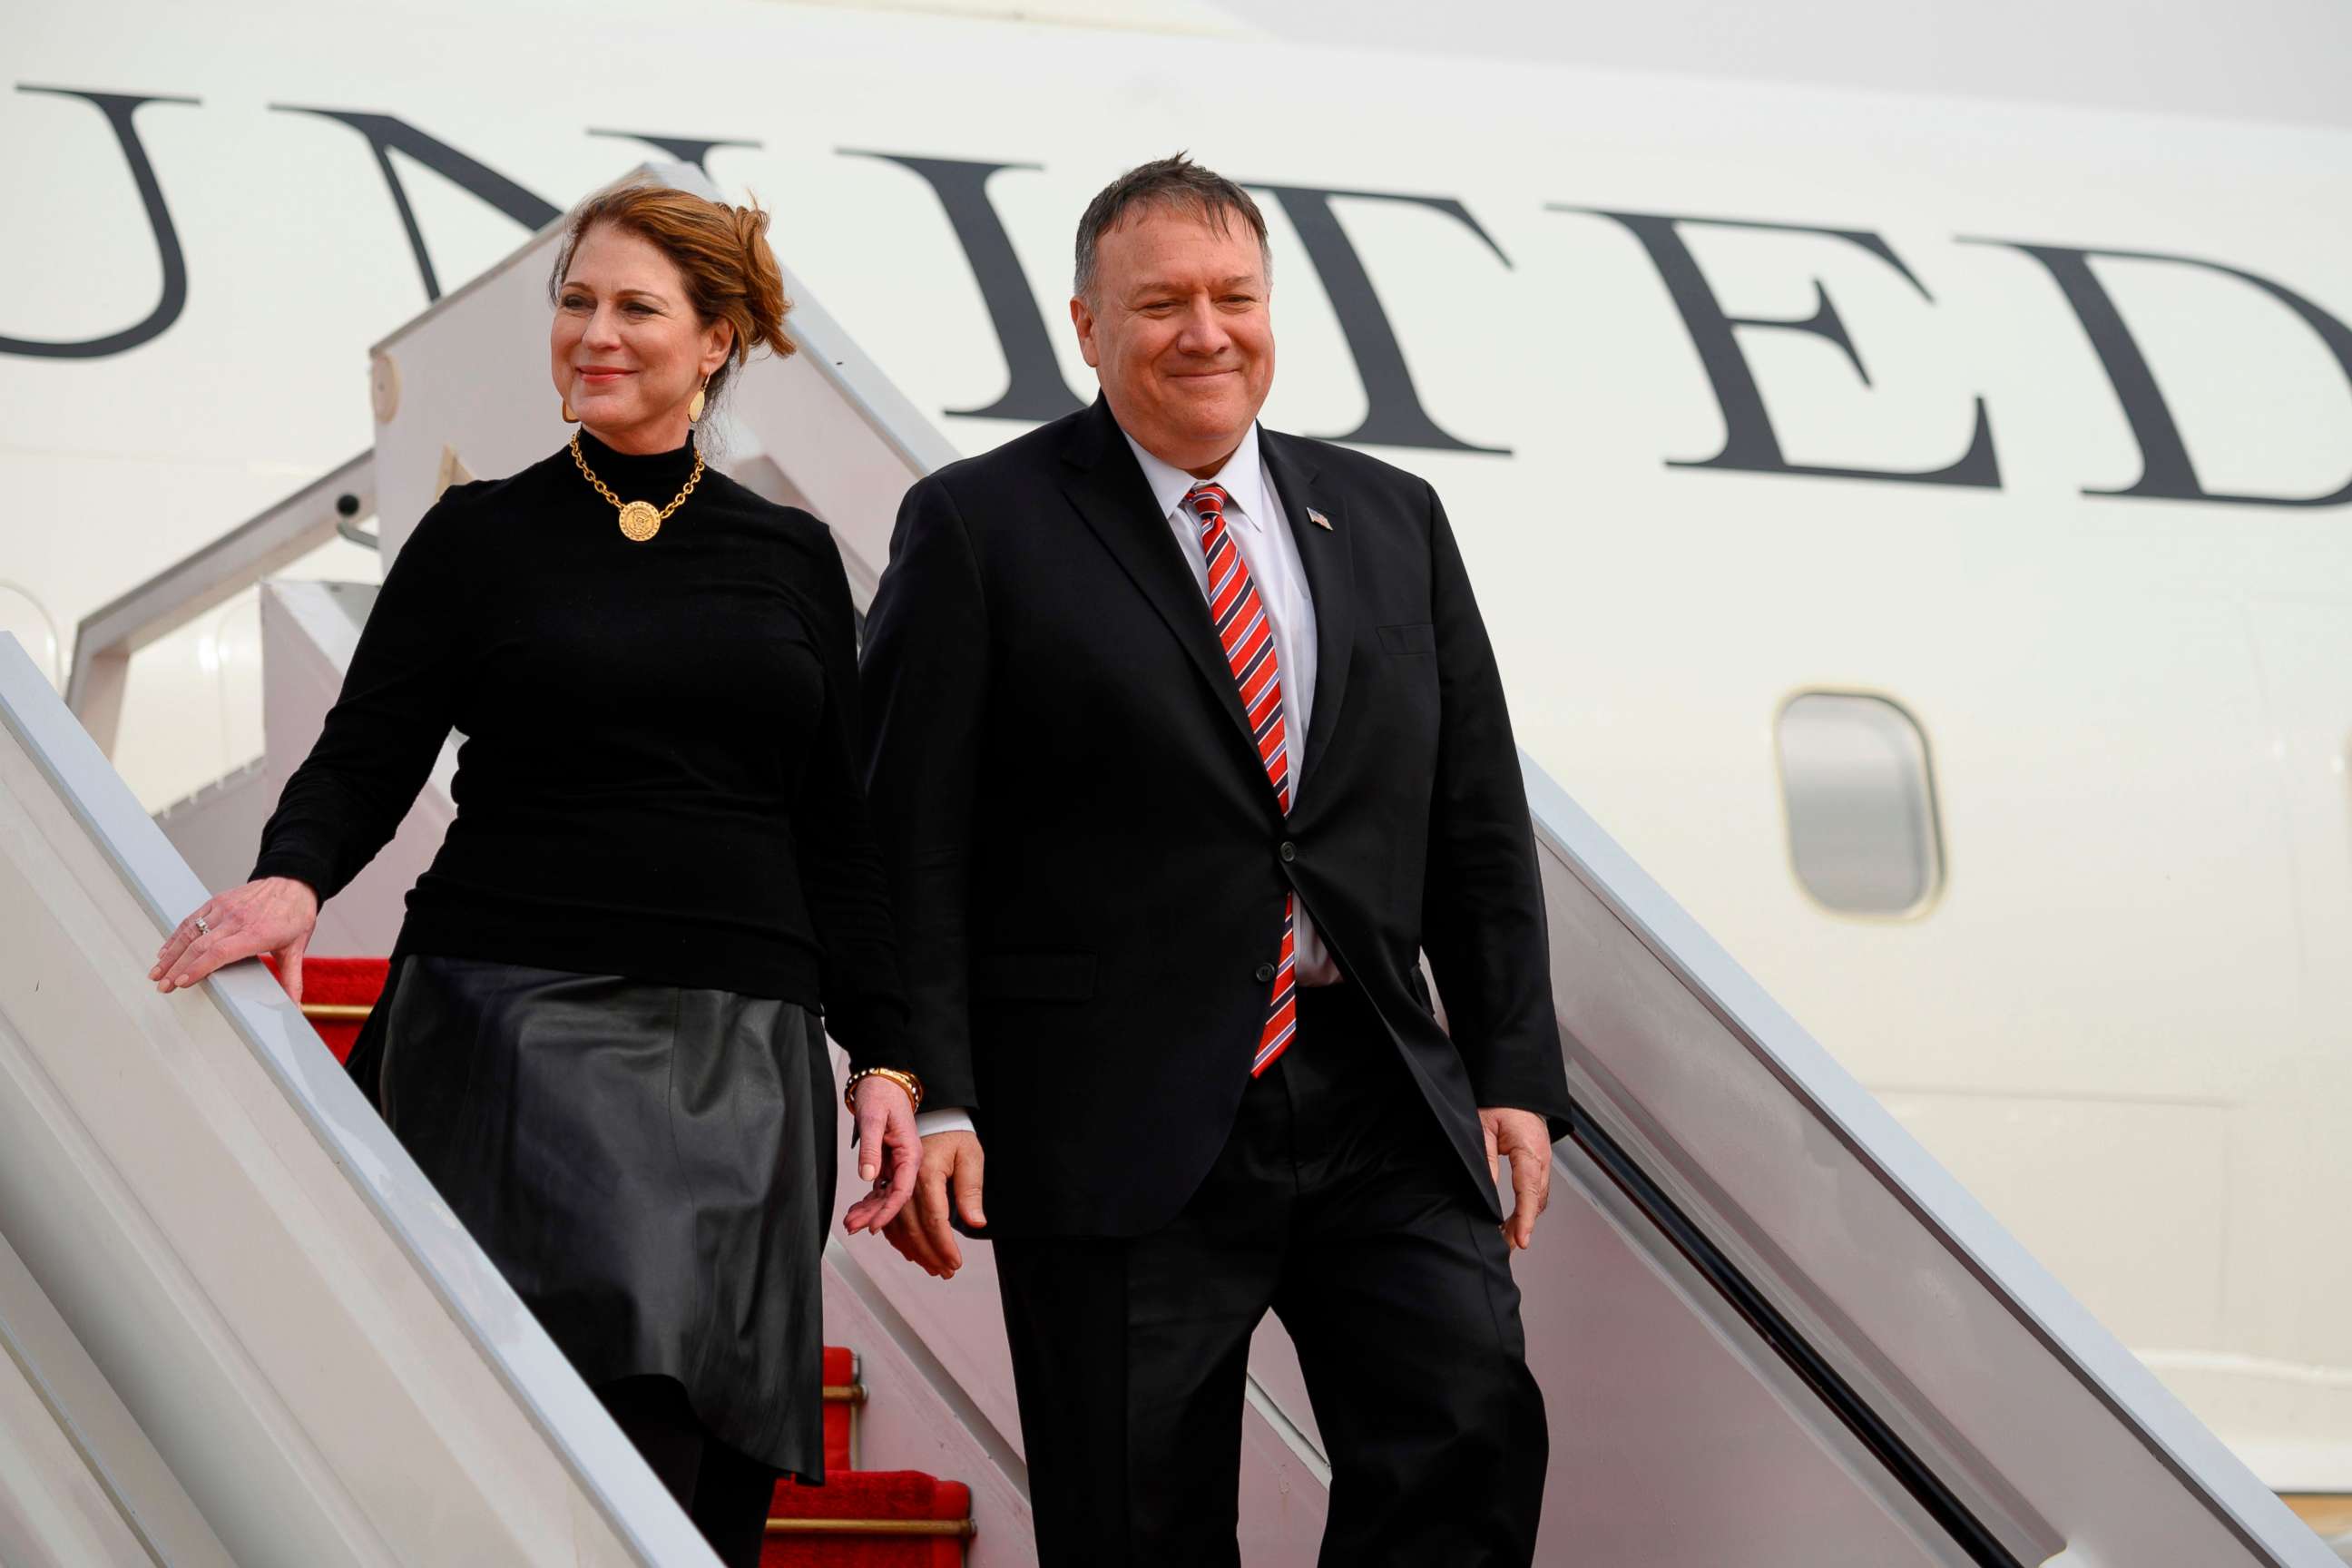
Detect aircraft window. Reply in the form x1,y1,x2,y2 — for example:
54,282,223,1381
1777,693,1943,916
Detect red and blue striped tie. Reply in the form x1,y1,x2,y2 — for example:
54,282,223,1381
1187,482,1296,1076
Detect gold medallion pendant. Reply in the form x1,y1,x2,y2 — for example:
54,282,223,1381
617,500,662,542
570,433,705,544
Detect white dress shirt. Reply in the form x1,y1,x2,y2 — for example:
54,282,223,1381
916,422,1338,1140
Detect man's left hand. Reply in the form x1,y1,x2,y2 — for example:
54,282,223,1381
1479,1106,1553,1250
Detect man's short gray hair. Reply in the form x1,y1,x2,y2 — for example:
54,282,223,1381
1073,154,1270,304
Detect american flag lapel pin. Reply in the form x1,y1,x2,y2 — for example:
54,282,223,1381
1308,507,1332,531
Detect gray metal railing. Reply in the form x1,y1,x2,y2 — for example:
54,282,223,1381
2,632,718,1565
1521,757,2334,1567
64,452,375,757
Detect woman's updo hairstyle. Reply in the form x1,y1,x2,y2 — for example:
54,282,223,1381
547,178,796,407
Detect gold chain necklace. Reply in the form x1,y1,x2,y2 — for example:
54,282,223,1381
570,433,704,543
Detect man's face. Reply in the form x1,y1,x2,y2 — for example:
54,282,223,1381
1073,204,1274,476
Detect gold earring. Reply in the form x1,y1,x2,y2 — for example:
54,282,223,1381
561,397,578,423
688,380,707,424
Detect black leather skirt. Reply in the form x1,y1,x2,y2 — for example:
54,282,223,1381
376,954,834,1478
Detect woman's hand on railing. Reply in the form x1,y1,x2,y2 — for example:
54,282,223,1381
150,877,320,1002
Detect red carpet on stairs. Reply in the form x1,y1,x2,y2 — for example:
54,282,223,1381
289,958,978,1563
269,954,384,1063
823,1345,857,1473
766,1472,975,1567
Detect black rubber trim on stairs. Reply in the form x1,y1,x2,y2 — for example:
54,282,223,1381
1567,1102,2027,1568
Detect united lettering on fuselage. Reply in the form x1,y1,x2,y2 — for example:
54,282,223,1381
9,79,2352,505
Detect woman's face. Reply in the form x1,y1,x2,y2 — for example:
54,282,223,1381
550,223,732,451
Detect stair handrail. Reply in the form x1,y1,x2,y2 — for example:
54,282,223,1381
64,450,376,757
1519,755,2335,1568
1,632,717,1565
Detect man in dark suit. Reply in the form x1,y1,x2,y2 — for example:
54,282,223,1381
857,155,1571,1565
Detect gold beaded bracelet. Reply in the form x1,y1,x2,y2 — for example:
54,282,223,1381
844,1066,925,1116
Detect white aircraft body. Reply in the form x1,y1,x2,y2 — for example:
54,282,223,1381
6,0,2351,1494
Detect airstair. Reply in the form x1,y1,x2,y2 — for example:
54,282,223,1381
7,163,2339,1566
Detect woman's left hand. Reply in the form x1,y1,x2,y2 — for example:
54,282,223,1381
151,877,319,999
842,1074,922,1234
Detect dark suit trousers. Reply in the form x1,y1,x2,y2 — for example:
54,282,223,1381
994,984,1549,1566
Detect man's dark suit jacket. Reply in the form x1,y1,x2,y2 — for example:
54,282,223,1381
859,397,1572,1240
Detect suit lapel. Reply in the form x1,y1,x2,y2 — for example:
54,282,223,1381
1056,400,1262,768
1262,430,1354,797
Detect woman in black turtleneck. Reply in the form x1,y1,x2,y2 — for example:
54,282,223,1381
145,180,924,1568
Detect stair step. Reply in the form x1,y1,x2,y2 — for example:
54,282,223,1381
767,1471,975,1566
278,954,385,1063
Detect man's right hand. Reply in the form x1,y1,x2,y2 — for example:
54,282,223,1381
882,1130,985,1279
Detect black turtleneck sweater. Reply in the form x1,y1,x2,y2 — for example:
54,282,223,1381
252,431,908,1066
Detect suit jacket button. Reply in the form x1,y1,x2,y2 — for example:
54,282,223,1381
1254,963,1276,984
1279,840,1297,863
